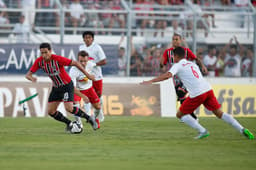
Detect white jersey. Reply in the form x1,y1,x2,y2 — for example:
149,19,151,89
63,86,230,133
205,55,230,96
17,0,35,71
69,61,96,90
79,42,106,81
169,59,211,98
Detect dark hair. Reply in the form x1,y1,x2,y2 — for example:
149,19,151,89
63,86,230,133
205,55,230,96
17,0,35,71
39,42,51,50
173,47,185,58
230,44,237,50
82,31,94,39
78,50,89,58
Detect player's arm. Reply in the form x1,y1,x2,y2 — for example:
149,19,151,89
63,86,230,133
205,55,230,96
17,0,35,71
25,71,37,82
140,72,172,85
74,87,89,103
195,57,208,74
70,60,95,81
96,59,107,66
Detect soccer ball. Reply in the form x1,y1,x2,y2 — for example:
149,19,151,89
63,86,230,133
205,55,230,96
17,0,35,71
70,121,83,134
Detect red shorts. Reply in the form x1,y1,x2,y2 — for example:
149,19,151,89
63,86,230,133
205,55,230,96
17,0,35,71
93,79,103,96
74,87,100,104
179,90,221,114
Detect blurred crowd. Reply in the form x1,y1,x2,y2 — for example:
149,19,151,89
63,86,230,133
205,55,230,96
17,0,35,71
1,0,256,36
118,35,254,77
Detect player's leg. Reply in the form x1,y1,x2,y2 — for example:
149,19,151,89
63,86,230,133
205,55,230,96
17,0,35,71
64,82,98,130
48,86,73,130
174,78,198,121
177,96,209,139
73,94,83,128
93,80,104,122
205,90,254,139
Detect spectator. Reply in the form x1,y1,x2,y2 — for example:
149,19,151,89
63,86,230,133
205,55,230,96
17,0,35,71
19,0,36,27
222,36,244,77
200,0,217,28
241,48,253,77
118,46,127,76
203,45,218,77
134,0,155,36
0,0,9,26
69,0,86,34
151,45,163,76
130,50,143,76
234,0,249,28
221,0,231,5
86,4,105,35
142,47,153,76
12,15,30,43
215,50,225,77
37,0,58,29
108,0,126,35
154,0,169,37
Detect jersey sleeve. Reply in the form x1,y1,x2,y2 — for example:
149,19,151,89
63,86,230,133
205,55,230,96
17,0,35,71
96,45,106,61
186,48,197,61
30,58,40,73
168,63,180,75
55,55,72,66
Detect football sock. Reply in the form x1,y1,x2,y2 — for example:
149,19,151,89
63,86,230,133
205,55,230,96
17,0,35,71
72,107,90,120
50,111,71,125
181,114,206,133
221,113,244,133
84,103,91,115
73,104,82,124
94,109,101,118
190,112,198,120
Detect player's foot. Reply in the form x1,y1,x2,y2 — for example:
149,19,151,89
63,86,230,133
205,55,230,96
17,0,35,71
88,116,98,130
98,112,105,122
194,131,209,139
96,118,100,129
65,122,73,133
242,128,254,139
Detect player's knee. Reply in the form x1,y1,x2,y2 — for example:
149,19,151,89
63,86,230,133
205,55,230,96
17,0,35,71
94,103,101,110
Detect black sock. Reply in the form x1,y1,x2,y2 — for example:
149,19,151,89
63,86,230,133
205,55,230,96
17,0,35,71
190,112,198,120
50,111,71,125
72,107,90,120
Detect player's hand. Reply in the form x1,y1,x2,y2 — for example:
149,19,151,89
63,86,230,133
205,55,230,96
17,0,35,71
140,80,152,85
31,77,37,83
201,65,208,74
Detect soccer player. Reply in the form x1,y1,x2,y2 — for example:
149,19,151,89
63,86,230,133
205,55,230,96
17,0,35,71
79,31,106,122
25,42,98,132
141,47,254,140
69,50,102,129
160,33,208,121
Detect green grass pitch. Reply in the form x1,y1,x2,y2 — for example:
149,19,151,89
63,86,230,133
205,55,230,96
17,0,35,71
0,116,255,170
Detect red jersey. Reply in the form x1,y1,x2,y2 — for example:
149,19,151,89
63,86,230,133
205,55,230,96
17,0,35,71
162,47,197,68
30,54,72,87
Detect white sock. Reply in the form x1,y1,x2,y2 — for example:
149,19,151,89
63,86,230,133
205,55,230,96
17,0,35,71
181,114,206,133
94,109,100,118
221,113,244,133
100,96,104,112
84,103,91,115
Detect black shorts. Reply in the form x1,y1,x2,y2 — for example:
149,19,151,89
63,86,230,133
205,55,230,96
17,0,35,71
48,81,74,102
173,76,188,103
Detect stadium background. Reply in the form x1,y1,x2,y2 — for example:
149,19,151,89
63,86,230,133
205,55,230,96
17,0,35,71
0,0,256,117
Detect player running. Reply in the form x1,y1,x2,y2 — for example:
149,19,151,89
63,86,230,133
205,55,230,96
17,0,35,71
69,50,102,129
160,33,208,121
141,47,254,140
79,31,106,122
25,43,98,133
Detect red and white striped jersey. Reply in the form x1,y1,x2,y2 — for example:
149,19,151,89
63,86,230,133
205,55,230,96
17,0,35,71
30,54,72,87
